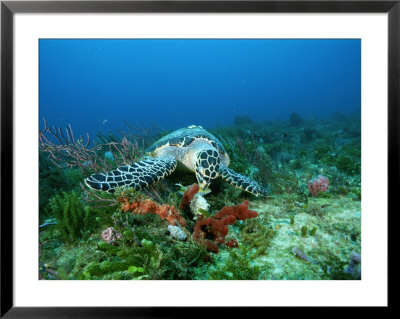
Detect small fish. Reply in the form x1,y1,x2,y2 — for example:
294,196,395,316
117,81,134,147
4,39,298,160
102,119,108,125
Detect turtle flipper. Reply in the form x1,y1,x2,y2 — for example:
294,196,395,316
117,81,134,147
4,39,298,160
219,165,269,197
85,156,177,193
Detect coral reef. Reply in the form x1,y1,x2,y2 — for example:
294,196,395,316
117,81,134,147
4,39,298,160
39,113,361,280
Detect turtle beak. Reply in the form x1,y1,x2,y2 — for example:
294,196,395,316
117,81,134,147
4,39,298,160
195,165,211,191
198,179,211,191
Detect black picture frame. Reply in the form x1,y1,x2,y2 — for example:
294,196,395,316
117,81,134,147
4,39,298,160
1,0,396,317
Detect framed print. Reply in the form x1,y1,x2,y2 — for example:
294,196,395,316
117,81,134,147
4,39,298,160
1,0,396,316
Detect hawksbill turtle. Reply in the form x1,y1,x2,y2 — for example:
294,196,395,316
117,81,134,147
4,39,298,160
85,125,269,197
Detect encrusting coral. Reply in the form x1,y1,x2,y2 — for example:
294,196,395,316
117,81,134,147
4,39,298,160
119,197,186,227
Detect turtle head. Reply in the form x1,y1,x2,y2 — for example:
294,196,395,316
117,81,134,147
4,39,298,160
195,149,220,190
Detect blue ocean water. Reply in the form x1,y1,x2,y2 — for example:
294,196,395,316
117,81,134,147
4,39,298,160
39,39,360,138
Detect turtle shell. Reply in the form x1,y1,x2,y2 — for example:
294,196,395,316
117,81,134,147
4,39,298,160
146,125,228,156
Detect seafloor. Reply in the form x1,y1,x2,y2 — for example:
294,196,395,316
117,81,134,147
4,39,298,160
39,111,361,280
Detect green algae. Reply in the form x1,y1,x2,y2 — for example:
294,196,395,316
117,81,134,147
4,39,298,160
310,226,318,236
207,245,262,280
240,219,276,257
49,190,96,243
301,225,308,237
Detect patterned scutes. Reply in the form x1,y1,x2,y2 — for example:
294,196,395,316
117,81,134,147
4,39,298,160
196,149,220,182
219,166,269,197
146,128,227,156
85,156,177,193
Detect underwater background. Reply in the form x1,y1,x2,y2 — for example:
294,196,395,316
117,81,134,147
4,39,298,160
39,39,361,280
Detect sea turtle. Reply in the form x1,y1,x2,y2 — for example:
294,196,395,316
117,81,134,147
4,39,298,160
85,125,269,197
